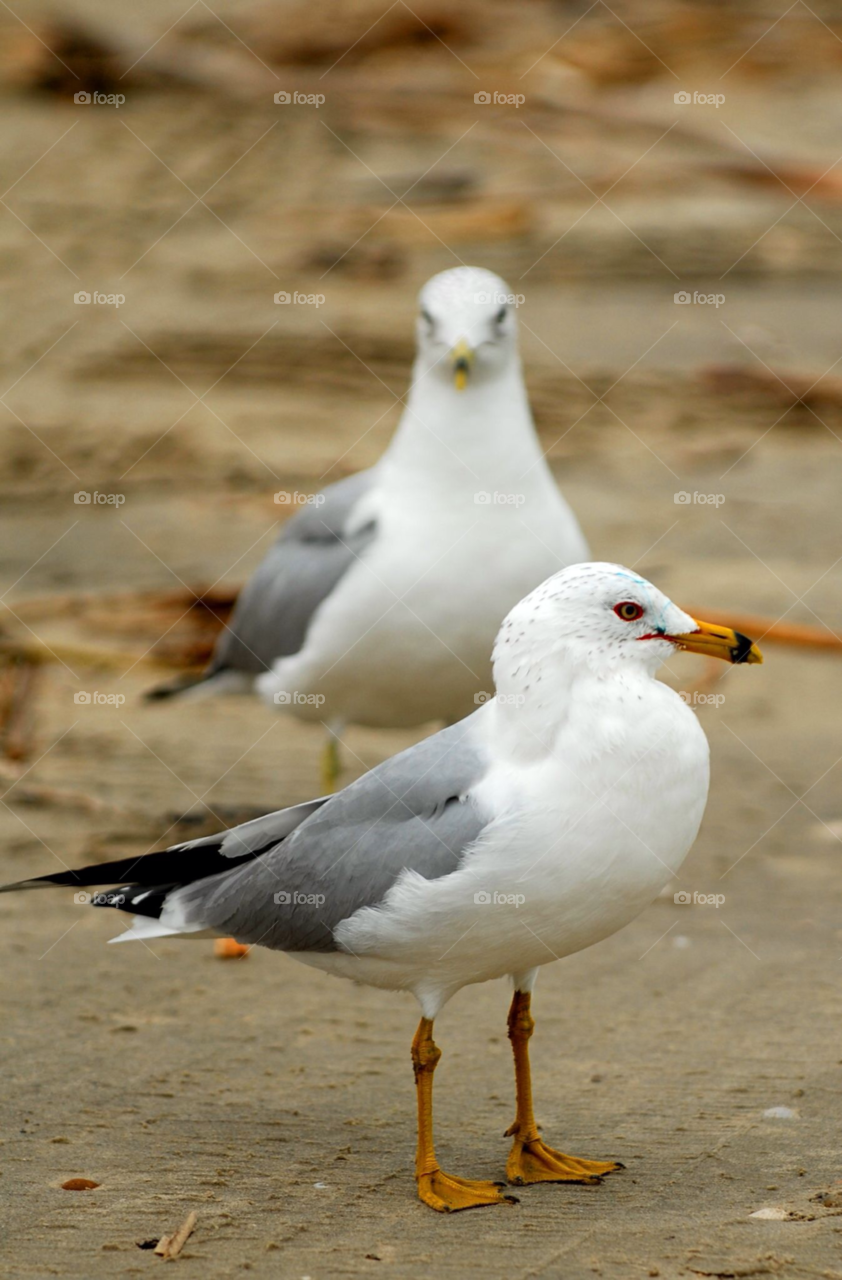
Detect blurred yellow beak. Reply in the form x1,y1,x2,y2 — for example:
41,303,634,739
672,618,763,664
451,338,474,391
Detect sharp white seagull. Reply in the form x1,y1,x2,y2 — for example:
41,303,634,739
6,564,762,1212
148,266,589,789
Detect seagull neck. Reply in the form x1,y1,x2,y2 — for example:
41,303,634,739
489,651,649,763
489,647,578,760
380,358,553,495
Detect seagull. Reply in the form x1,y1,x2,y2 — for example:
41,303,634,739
148,266,589,791
4,564,762,1212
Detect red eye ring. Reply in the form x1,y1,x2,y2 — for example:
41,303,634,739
614,601,644,622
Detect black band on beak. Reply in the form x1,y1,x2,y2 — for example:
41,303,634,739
731,631,756,664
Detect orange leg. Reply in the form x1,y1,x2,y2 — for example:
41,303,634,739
505,990,624,1186
412,1017,516,1213
320,735,341,793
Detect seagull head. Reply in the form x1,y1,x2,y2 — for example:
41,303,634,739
494,563,763,685
416,266,519,391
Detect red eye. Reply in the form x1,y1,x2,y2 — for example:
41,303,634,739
614,601,644,622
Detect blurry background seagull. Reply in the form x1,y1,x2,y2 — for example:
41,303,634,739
147,266,589,791
11,564,763,1212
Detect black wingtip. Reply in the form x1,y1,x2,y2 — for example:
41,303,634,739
0,878,60,893
144,684,176,702
0,868,91,893
0,833,264,901
144,674,205,702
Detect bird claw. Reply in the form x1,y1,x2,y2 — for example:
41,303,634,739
506,1137,623,1186
417,1168,519,1212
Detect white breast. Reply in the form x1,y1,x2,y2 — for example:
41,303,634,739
267,478,587,728
320,680,709,1010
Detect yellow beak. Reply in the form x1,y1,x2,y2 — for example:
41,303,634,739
451,338,474,391
671,617,763,664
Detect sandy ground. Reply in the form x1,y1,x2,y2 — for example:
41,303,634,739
4,2,842,1276
7,479,842,1280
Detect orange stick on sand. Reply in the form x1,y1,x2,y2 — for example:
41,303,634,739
685,612,842,651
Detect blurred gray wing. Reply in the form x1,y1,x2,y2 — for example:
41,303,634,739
176,715,491,951
211,469,377,675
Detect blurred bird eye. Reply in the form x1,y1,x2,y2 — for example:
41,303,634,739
614,601,644,622
420,309,434,329
495,305,507,324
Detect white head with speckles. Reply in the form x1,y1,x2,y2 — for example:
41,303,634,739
415,266,520,390
491,562,760,712
493,563,698,691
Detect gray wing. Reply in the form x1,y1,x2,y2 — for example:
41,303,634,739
178,798,329,858
177,715,491,951
211,469,377,676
